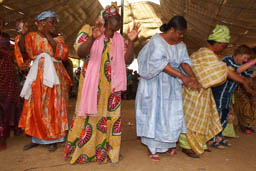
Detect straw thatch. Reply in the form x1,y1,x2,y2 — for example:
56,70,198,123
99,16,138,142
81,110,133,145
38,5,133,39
1,0,255,57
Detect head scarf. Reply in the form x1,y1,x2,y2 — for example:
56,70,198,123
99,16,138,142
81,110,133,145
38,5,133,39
36,11,59,22
208,24,231,43
101,2,119,21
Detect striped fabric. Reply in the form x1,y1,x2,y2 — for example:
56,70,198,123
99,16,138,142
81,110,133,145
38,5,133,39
212,56,253,109
234,85,256,129
181,48,228,155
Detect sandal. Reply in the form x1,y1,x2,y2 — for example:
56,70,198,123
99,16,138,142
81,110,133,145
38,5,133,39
23,143,39,151
245,129,252,135
48,143,57,152
219,139,231,147
210,141,225,149
182,149,199,158
14,128,22,136
204,149,211,152
249,128,256,133
149,154,160,161
0,144,7,151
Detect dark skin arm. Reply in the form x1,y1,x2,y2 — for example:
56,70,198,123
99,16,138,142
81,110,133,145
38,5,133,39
16,20,30,70
17,21,29,53
124,40,134,65
181,63,196,78
237,58,256,73
228,70,245,83
228,70,256,95
181,63,201,90
124,23,140,65
18,34,26,53
77,20,104,58
77,36,95,58
163,64,192,87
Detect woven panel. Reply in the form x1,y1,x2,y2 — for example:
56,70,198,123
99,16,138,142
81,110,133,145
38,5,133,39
160,0,256,55
0,0,102,57
123,1,163,55
1,0,256,57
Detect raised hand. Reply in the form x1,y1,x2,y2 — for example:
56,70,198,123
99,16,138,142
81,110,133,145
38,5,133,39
127,22,141,41
22,22,29,35
92,20,105,40
16,20,29,35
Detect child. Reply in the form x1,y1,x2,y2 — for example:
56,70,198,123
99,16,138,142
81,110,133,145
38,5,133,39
211,45,256,148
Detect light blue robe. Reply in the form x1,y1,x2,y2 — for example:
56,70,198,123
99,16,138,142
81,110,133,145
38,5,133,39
135,34,192,154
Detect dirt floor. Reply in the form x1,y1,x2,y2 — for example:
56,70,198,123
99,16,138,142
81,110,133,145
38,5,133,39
1,99,256,171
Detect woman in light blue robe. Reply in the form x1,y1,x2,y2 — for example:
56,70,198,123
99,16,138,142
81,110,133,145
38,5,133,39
135,16,200,160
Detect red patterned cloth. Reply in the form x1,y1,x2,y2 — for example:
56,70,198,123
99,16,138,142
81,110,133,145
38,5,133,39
0,32,21,139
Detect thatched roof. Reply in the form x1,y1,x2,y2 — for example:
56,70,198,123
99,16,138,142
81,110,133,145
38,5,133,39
0,0,102,57
1,0,256,57
159,0,256,55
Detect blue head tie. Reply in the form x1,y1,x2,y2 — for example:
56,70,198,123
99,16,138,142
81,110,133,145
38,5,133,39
36,11,59,22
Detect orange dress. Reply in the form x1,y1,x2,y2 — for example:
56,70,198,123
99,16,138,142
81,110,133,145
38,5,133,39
15,32,72,142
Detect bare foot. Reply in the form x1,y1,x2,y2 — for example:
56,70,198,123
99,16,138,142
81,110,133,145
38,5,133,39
208,141,225,149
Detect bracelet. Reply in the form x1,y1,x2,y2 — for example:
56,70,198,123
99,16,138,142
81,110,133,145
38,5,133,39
249,61,254,67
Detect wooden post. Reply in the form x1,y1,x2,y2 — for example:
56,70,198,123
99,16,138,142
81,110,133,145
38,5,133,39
120,0,124,35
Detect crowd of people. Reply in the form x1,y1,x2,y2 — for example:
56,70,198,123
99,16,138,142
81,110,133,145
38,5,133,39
122,69,139,100
1,2,256,165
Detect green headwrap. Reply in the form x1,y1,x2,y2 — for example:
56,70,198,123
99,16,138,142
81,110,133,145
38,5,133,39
208,25,231,43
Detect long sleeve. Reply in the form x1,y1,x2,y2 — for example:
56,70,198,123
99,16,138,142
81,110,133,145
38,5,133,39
14,35,30,67
54,36,69,61
191,48,228,89
73,24,92,53
137,35,168,80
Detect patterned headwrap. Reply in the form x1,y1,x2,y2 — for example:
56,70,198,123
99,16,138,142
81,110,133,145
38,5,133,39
36,11,59,23
208,25,231,43
101,2,119,20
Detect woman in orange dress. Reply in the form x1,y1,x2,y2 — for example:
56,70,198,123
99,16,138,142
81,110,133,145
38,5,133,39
15,11,72,152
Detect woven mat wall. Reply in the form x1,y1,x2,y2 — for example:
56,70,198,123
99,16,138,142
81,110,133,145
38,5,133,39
0,0,102,57
1,0,255,57
160,0,256,55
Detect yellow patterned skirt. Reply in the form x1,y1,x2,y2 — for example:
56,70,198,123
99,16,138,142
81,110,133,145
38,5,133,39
64,45,122,164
